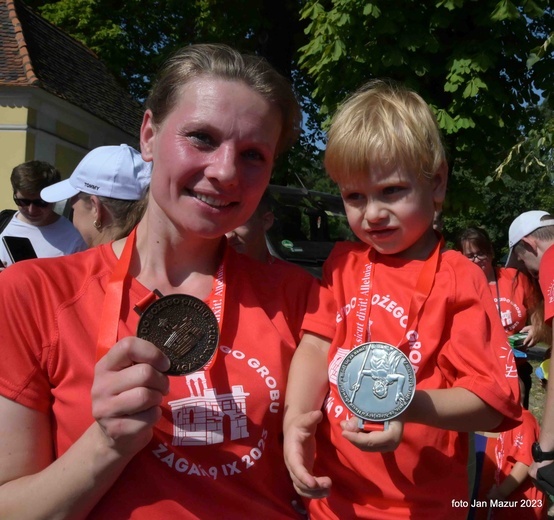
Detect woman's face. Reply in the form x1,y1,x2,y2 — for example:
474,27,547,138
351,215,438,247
141,77,282,239
461,240,494,278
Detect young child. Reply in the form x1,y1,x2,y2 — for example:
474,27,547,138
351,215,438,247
486,381,546,519
283,80,522,519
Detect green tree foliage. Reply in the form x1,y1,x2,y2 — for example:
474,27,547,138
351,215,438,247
27,0,289,100
25,0,309,184
298,0,553,185
443,166,554,257
494,96,554,182
26,0,553,211
444,101,554,252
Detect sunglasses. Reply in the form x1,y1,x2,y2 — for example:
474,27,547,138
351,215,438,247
13,195,50,208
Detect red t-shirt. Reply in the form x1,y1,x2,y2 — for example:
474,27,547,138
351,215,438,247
539,244,554,324
301,241,522,520
491,409,546,519
491,267,534,335
0,243,315,519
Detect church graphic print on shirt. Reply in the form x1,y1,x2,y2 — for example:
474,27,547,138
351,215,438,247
168,372,250,446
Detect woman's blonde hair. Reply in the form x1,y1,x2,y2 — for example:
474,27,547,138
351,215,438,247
325,79,446,183
81,192,148,241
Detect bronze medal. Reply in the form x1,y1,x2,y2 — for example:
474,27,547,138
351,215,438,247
137,294,219,376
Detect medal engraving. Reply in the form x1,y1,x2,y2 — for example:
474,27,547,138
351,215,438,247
137,295,219,376
338,342,415,423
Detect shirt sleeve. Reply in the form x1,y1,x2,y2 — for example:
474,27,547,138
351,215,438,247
0,261,53,413
436,260,522,432
539,245,554,324
300,244,347,341
505,411,539,467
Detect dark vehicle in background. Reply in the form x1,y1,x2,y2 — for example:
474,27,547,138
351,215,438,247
59,183,353,277
266,185,355,276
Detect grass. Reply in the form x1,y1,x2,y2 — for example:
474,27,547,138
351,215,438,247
529,354,548,425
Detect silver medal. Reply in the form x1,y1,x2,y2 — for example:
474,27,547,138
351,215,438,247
337,342,415,429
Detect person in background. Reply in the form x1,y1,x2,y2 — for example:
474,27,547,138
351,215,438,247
41,144,151,247
0,43,312,519
226,189,276,263
487,390,546,519
283,79,521,520
225,189,316,319
456,227,541,409
505,212,554,488
0,160,87,267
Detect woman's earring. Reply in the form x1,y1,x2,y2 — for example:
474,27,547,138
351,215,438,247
93,220,102,230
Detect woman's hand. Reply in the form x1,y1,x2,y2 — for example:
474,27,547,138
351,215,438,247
521,325,539,348
284,410,332,498
91,337,171,457
340,416,404,452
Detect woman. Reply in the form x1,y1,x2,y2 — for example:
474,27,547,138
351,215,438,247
41,144,152,246
0,44,311,519
457,227,540,407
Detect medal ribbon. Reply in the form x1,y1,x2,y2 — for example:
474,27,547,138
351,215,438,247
348,236,443,432
96,227,226,370
96,227,138,360
351,235,443,353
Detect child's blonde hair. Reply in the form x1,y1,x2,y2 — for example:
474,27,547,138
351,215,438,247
325,80,446,184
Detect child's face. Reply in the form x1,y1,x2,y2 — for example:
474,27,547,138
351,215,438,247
339,166,446,259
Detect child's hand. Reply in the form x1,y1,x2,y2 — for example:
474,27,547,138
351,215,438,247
284,410,332,498
340,416,404,451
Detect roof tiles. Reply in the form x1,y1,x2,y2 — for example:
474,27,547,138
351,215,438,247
0,0,143,136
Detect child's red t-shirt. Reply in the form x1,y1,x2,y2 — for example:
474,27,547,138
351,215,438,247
301,241,522,520
491,409,546,519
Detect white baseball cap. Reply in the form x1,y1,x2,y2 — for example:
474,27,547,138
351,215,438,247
506,210,554,266
41,144,152,202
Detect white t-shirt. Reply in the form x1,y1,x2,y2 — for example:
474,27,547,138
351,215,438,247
0,212,87,266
